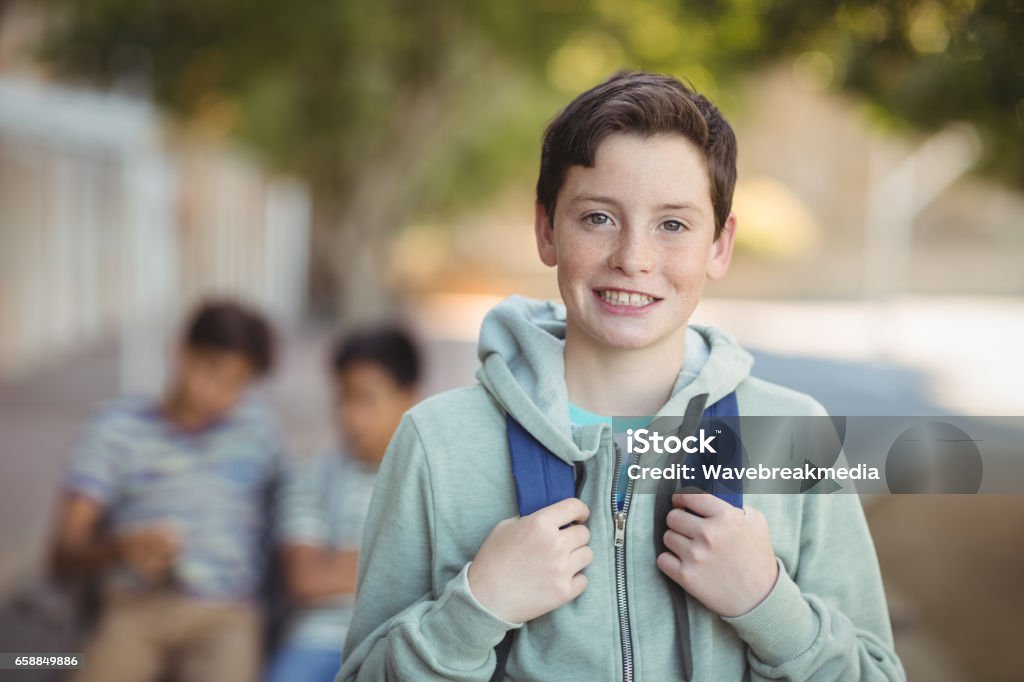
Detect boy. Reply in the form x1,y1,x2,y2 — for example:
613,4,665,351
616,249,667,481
339,72,905,680
266,328,420,682
49,300,284,682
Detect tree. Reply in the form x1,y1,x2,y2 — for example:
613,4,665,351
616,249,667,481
35,0,587,319
35,0,1022,318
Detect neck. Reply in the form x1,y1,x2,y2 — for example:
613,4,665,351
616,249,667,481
564,323,686,417
160,386,208,432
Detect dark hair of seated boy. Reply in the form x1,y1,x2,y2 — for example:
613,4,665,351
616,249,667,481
264,327,420,682
48,300,284,682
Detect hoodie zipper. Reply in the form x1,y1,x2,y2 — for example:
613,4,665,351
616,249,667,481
612,441,640,682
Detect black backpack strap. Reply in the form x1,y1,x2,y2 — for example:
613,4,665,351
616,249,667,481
653,393,709,682
653,391,742,681
652,394,710,556
491,629,517,682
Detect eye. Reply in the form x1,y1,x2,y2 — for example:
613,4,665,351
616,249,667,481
661,219,686,232
584,212,613,226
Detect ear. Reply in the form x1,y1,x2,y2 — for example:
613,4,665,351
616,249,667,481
534,202,558,267
706,211,737,281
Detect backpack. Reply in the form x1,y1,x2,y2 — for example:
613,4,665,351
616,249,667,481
493,392,741,681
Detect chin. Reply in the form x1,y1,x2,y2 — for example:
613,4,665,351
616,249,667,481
590,311,692,351
589,325,666,351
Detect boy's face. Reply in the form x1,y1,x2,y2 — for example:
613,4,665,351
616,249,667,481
535,132,736,353
176,347,254,425
336,362,416,465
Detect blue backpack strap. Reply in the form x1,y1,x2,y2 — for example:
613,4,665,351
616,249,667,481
700,391,743,508
506,414,576,516
705,389,739,418
493,415,577,681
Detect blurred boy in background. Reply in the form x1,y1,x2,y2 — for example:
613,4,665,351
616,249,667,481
48,300,285,682
265,327,420,682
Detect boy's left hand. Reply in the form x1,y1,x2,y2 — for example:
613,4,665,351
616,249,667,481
657,491,779,618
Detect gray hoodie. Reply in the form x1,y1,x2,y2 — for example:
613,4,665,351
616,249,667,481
338,296,905,681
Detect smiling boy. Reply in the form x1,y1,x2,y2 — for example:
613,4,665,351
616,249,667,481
338,72,904,681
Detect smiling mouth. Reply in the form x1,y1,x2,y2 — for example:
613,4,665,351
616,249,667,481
595,288,661,307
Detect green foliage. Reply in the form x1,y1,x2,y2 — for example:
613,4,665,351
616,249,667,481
37,0,1023,217
831,1,1024,182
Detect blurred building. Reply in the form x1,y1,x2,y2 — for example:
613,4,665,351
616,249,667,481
0,76,310,391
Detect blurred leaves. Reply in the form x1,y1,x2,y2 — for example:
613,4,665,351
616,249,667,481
18,0,1017,318
34,0,1023,228
804,1,1023,182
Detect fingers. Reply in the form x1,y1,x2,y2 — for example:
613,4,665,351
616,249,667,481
665,507,701,539
568,544,594,574
120,529,179,574
155,527,182,551
672,491,732,517
536,497,590,527
656,551,684,581
124,527,180,554
141,537,178,563
662,528,693,559
157,534,181,556
560,523,591,550
568,572,589,601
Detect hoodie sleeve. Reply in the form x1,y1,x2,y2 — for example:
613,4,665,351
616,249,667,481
721,489,906,681
337,413,521,682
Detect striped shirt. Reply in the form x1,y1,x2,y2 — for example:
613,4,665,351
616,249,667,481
64,395,285,601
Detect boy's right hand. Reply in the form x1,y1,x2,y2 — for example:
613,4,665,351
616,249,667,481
468,498,592,624
116,526,181,584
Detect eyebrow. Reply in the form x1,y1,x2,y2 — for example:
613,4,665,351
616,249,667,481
568,193,622,208
568,193,704,215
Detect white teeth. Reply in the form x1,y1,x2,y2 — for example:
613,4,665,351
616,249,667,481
599,290,655,306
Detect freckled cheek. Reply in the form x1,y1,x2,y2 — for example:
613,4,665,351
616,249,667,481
556,246,603,296
661,260,707,300
660,248,704,279
556,268,585,311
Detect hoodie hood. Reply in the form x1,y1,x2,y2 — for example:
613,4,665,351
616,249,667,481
476,295,754,464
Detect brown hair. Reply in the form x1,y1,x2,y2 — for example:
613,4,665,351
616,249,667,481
184,300,275,376
332,326,421,388
536,71,737,237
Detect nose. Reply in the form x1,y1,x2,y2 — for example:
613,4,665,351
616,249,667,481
608,225,653,275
